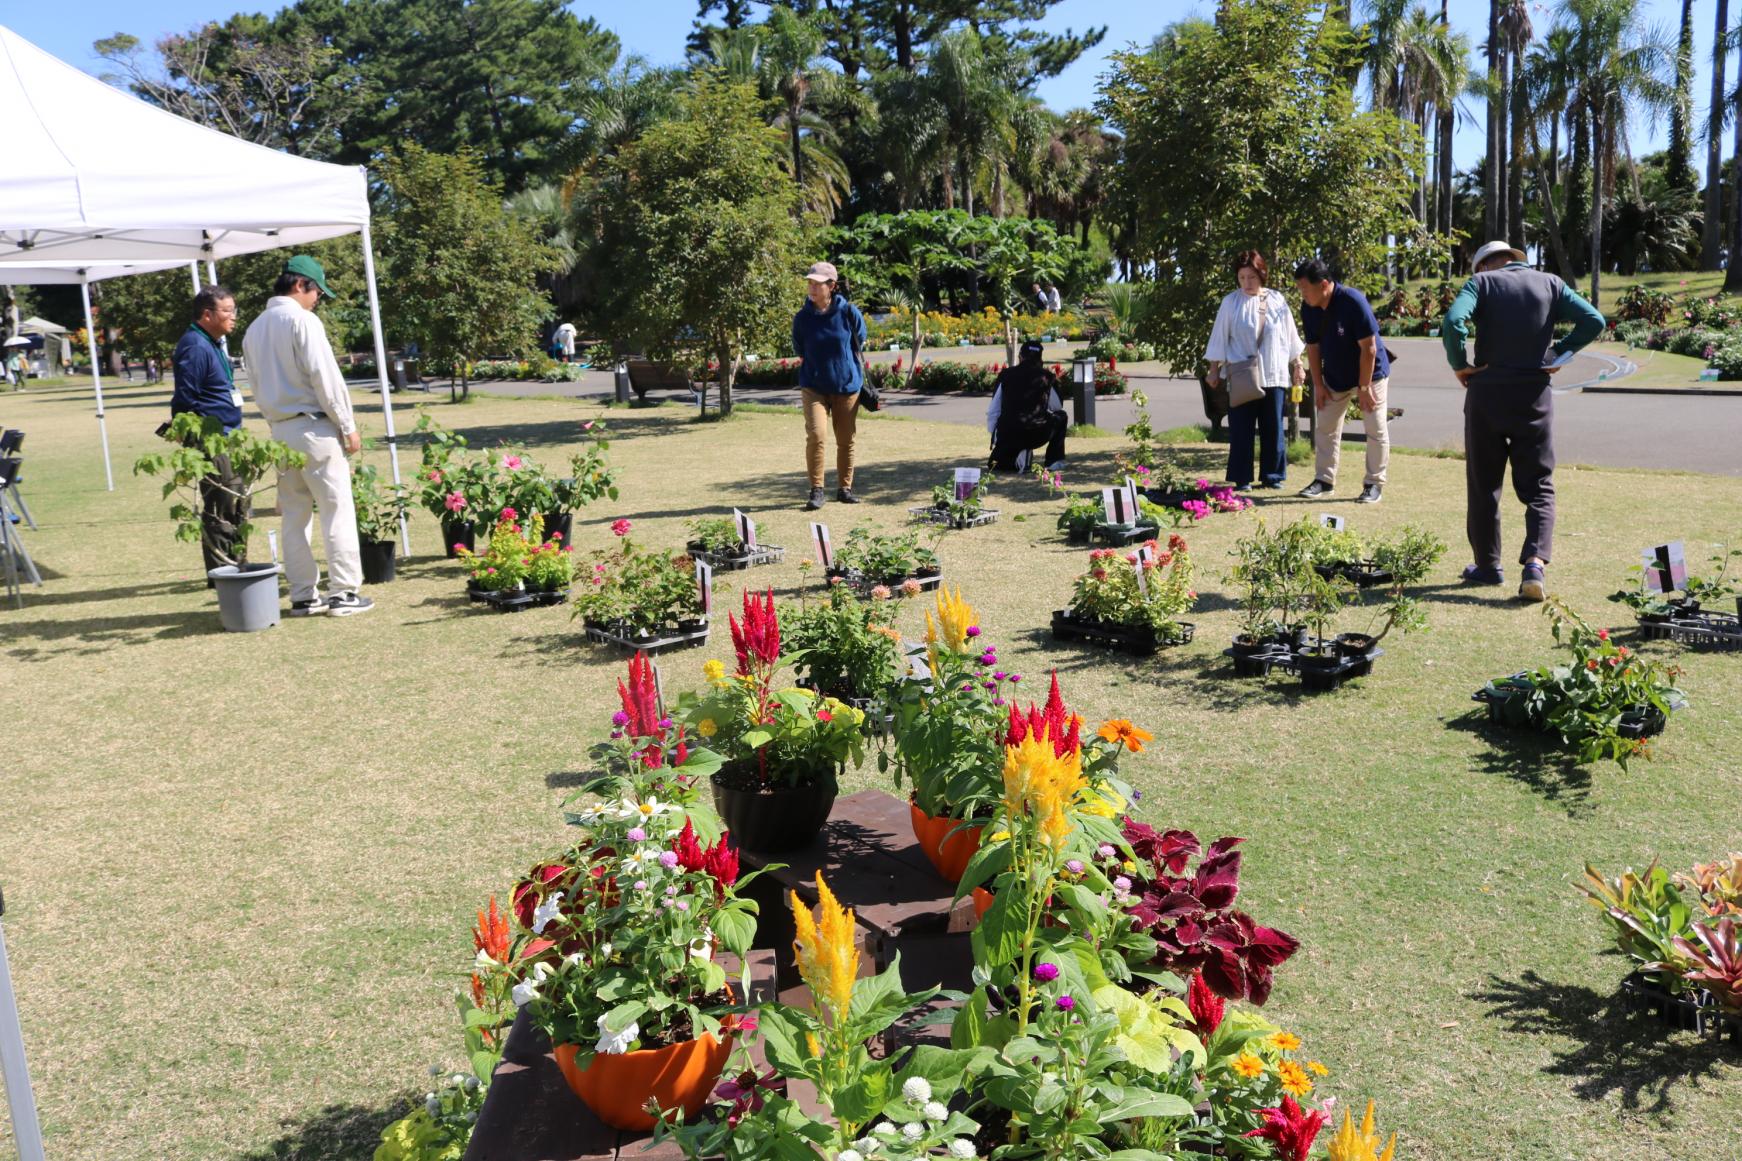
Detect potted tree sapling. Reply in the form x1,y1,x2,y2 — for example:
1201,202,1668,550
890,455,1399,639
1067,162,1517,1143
1337,524,1447,658
133,413,306,632
1294,564,1355,671
352,461,410,584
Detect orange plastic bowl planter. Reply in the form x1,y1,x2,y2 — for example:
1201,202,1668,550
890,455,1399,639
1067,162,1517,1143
909,801,985,883
553,1022,736,1131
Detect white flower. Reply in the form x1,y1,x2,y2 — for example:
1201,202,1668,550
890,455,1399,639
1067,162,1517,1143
923,1100,949,1122
901,1122,924,1142
424,1094,440,1116
874,1122,899,1138
688,935,714,960
510,962,551,1007
595,1013,639,1055
530,891,564,934
598,942,613,961
854,1137,880,1153
473,948,498,970
563,951,587,969
837,1152,864,1161
948,1140,977,1159
450,1074,466,1087
901,1077,932,1104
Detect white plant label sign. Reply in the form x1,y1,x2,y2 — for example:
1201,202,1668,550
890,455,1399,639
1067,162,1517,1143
696,559,714,613
1319,514,1346,531
953,467,982,502
811,522,833,570
1102,486,1133,526
1643,541,1687,594
732,508,757,549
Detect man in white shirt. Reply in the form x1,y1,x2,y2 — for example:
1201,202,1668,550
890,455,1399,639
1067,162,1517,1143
554,321,577,361
242,255,372,616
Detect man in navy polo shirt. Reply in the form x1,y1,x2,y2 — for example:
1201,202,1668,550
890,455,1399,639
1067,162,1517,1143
1293,259,1390,505
169,286,244,575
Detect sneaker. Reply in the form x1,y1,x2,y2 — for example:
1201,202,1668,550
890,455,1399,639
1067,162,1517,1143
1297,480,1332,498
1233,483,1253,492
805,487,826,511
1045,460,1067,472
288,596,329,616
1461,563,1505,586
1355,484,1383,504
327,592,374,617
1519,562,1547,603
836,487,861,504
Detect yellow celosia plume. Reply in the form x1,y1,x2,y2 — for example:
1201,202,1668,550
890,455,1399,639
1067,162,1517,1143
790,874,859,1023
925,586,977,657
1001,731,1085,852
1327,1101,1397,1161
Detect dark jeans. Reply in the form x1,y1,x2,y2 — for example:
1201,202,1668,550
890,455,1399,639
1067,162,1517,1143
990,411,1067,471
1464,381,1555,567
1226,387,1286,486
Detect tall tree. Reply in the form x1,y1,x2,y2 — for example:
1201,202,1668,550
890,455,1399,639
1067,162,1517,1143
1701,0,1729,268
1485,0,1505,239
1501,1,1533,249
1664,0,1695,190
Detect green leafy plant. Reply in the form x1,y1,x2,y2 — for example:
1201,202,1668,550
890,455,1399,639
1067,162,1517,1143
1362,524,1448,642
132,412,307,566
929,477,990,524
782,586,904,702
573,528,706,633
1068,535,1196,636
455,513,542,593
1609,542,1740,616
687,516,747,555
1056,494,1101,540
832,524,940,584
352,461,410,545
1577,861,1696,985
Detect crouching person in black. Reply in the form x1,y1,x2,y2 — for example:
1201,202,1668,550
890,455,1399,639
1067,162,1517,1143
987,340,1067,472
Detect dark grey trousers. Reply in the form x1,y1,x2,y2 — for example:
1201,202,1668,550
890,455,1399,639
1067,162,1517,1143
1464,381,1555,567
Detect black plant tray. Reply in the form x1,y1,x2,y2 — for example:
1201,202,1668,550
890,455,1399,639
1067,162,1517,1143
1225,638,1382,689
478,586,569,613
1619,972,1742,1042
1052,610,1194,656
1472,676,1670,739
909,505,999,529
686,542,785,571
1656,610,1742,650
581,622,711,653
827,567,945,596
1094,522,1159,546
1313,560,1395,588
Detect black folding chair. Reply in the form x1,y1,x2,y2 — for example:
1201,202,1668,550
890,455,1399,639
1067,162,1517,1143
0,455,41,608
0,432,33,530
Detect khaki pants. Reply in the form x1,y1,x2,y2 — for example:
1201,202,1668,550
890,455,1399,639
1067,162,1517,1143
1312,376,1389,488
802,388,860,490
271,416,362,602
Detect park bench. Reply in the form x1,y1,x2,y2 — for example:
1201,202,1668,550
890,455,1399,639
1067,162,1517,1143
624,357,693,400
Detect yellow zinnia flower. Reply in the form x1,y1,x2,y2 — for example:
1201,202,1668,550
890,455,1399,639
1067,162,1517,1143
1269,1031,1303,1052
697,718,718,738
702,658,726,684
1278,1059,1312,1097
1232,1051,1265,1079
1326,1100,1396,1161
790,874,859,1025
1307,1060,1329,1077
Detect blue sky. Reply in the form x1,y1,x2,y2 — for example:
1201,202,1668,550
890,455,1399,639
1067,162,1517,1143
5,0,1710,170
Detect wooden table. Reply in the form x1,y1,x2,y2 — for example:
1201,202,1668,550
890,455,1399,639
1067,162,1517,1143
463,949,776,1161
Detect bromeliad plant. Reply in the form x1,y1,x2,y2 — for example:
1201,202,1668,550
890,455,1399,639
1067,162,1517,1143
682,590,867,789
1067,535,1196,637
1578,851,1742,1002
133,412,307,568
655,877,985,1160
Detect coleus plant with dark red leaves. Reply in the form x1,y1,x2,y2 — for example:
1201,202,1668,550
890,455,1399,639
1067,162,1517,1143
1121,820,1299,1004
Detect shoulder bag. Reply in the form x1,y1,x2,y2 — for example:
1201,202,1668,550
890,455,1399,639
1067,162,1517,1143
1225,293,1270,408
849,304,881,411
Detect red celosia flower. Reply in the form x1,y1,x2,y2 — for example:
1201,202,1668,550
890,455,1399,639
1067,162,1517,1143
674,819,708,872
729,589,781,676
617,652,666,764
1244,1095,1327,1161
1186,969,1224,1037
705,836,740,891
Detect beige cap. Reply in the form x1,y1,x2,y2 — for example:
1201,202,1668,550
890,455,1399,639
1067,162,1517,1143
1470,240,1527,270
804,261,839,282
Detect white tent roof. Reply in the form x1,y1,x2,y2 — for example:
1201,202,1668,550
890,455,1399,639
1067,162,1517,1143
2,262,187,285
0,24,369,265
17,315,68,334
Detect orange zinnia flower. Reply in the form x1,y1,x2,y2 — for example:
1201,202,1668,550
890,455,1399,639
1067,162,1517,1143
1096,719,1155,753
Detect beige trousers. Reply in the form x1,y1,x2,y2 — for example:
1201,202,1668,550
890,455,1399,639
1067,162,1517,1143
802,388,860,489
1312,376,1390,488
271,416,362,601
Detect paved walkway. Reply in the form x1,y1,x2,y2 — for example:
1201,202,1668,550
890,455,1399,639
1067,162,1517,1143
466,337,1742,476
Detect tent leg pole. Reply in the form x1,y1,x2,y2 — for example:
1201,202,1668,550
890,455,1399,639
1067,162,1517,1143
0,912,48,1161
189,263,201,294
80,279,114,491
205,261,229,356
359,223,409,555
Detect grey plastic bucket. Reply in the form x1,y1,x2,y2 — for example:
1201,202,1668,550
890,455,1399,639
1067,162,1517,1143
207,563,283,632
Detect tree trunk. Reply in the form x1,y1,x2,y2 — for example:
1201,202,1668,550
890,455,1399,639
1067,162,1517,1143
908,300,922,390
1567,111,1589,276
1703,0,1729,268
789,99,805,192
1495,37,1510,242
1666,0,1695,190
1507,31,1527,250
1728,89,1742,291
1528,118,1577,281
1548,115,1560,188
1484,0,1502,240
963,150,982,312
716,341,737,416
1590,110,1604,307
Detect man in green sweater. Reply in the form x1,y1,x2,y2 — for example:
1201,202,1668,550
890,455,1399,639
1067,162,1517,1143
1441,240,1607,602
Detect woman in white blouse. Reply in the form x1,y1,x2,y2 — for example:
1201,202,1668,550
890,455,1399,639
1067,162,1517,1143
1204,250,1304,489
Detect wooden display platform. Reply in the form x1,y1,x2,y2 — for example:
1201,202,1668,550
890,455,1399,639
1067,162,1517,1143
464,949,776,1161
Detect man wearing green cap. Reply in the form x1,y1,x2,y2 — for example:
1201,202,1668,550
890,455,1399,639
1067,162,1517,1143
241,254,372,616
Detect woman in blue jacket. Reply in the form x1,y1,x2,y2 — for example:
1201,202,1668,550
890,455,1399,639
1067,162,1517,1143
792,261,867,510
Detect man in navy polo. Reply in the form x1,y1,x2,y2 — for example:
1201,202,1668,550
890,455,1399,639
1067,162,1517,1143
169,286,244,575
1293,259,1390,505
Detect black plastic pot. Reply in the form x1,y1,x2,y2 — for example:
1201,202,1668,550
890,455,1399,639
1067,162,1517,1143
1274,624,1310,652
360,539,397,584
914,564,942,579
442,518,475,558
539,511,573,546
1296,647,1344,671
1617,705,1668,740
676,616,709,633
1334,632,1378,659
1231,633,1271,657
711,763,839,853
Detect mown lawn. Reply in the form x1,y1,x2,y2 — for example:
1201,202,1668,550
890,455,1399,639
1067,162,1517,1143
1,376,1738,1161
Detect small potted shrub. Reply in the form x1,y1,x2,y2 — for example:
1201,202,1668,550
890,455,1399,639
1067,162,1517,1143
1057,494,1101,544
1335,524,1447,658
524,533,576,601
684,590,866,852
781,586,904,707
1294,565,1355,672
685,515,752,566
919,476,994,528
133,413,306,632
573,522,707,643
511,429,617,547
415,414,493,556
1056,535,1197,653
828,524,940,589
455,510,537,603
352,462,409,585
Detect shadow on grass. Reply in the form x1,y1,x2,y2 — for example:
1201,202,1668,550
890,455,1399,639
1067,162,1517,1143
235,1099,403,1161
1470,970,1735,1116
1444,709,1594,813
2,606,217,661
5,576,202,607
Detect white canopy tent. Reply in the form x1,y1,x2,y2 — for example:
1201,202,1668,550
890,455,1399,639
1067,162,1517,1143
0,25,403,540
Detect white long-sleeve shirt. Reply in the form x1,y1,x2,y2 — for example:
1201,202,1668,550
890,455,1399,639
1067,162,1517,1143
242,296,357,435
1204,289,1304,388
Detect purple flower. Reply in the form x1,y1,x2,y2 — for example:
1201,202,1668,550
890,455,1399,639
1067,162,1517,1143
633,880,648,891
659,851,679,869
611,711,630,727
665,885,678,896
1113,875,1133,892
1097,843,1117,860
966,626,982,638
1056,995,1075,1011
675,899,690,911
1065,859,1084,874
609,730,624,740
993,697,1005,706
1131,789,1143,802
993,671,1007,681
657,718,674,730
626,827,647,843
1033,963,1060,983
984,681,997,690
962,683,975,693
1009,674,1022,683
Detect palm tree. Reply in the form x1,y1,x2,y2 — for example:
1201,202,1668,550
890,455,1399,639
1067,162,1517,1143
1664,0,1695,190
1486,0,1505,239
1397,6,1468,241
1701,0,1728,268
1499,1,1533,249
1523,26,1581,278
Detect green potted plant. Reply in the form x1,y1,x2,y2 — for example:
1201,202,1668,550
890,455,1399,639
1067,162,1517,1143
1294,565,1355,671
574,524,707,642
1056,535,1197,652
684,590,866,852
781,586,904,706
133,413,306,632
352,461,410,584
925,476,991,527
1057,494,1101,544
1337,523,1447,657
685,515,751,565
455,514,537,601
415,413,485,556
